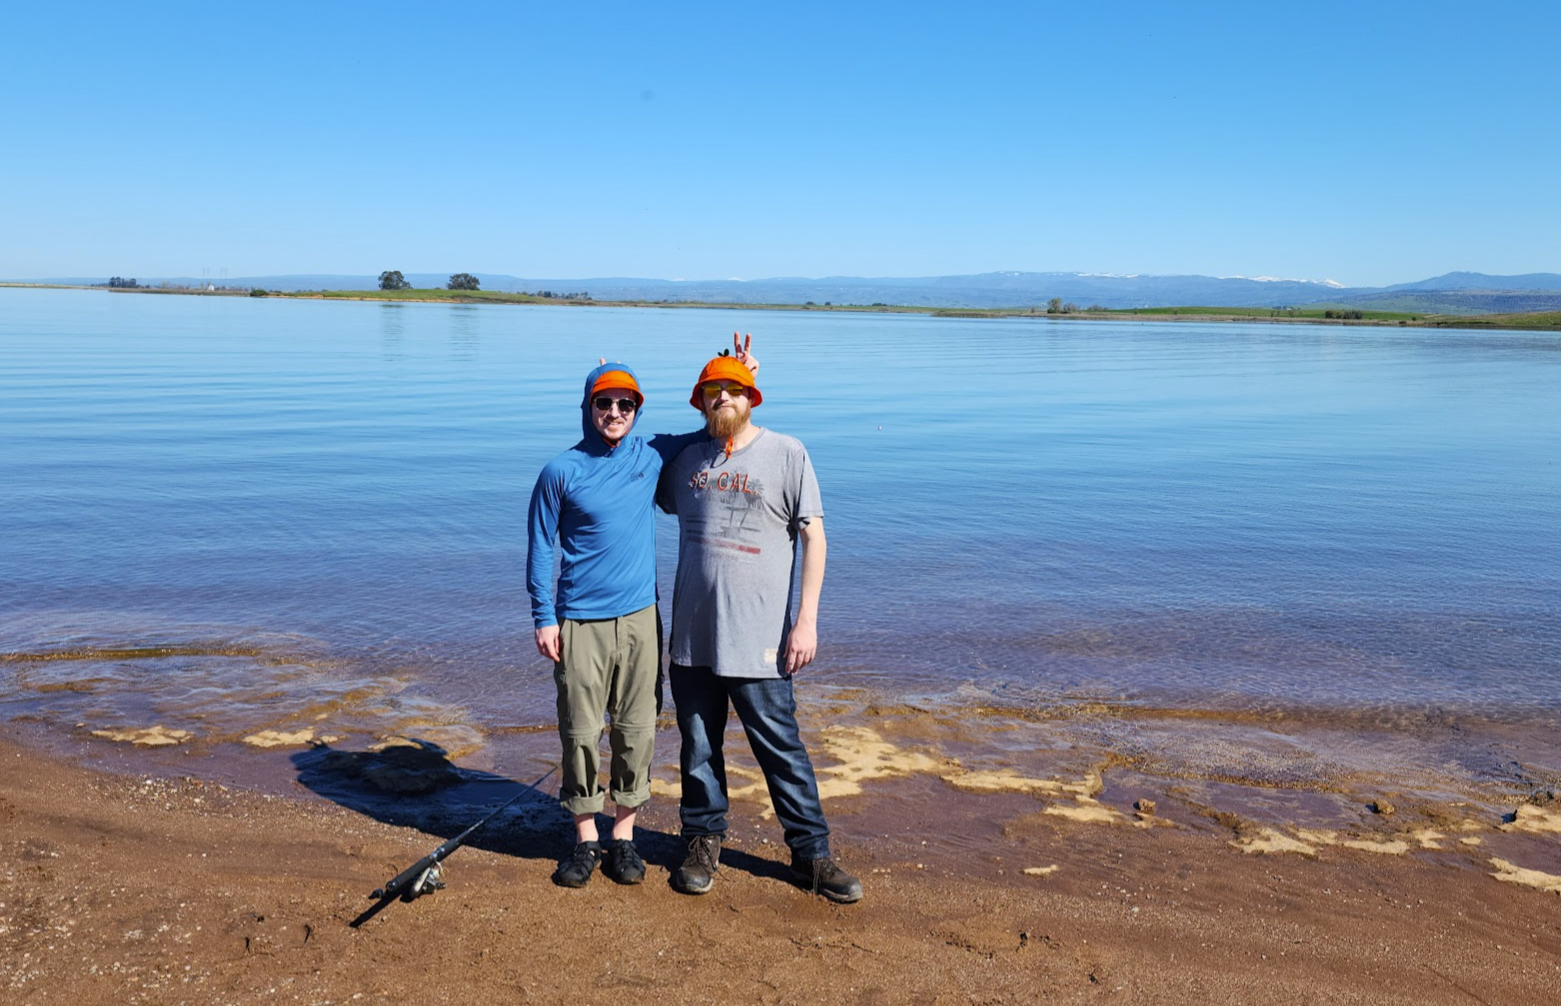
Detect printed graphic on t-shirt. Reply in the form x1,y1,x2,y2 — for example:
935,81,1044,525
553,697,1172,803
687,466,768,555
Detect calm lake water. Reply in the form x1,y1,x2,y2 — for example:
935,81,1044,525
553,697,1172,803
2,288,1558,786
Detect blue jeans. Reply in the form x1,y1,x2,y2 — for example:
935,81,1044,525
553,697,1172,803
669,664,831,860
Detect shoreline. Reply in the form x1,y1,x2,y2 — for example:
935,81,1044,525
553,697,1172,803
6,637,1558,856
6,282,1559,331
4,726,1559,1004
9,646,1559,830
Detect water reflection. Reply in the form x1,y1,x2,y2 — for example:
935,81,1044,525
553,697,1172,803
379,302,405,362
449,306,480,361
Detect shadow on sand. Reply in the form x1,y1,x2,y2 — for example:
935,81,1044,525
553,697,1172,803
291,738,576,865
289,738,794,891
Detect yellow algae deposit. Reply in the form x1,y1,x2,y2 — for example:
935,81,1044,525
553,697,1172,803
941,767,1096,800
1500,804,1561,835
652,727,941,818
1340,837,1411,855
816,726,940,800
1044,798,1125,825
1231,827,1320,857
1023,865,1060,877
90,725,192,747
1232,822,1451,858
1489,858,1561,894
370,725,485,759
242,728,338,748
941,766,1138,826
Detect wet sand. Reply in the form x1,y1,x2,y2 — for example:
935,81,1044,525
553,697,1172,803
4,728,1560,1005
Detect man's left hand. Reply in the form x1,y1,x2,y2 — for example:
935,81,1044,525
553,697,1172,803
733,332,759,376
784,619,817,674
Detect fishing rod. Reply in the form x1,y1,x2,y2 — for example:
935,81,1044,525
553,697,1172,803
352,764,556,927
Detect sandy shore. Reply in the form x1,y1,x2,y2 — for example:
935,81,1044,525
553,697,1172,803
3,728,1559,1005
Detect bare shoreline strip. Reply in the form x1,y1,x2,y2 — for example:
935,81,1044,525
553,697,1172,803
3,727,1559,1004
5,282,1557,332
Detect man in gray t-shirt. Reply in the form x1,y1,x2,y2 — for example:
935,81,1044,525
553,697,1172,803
655,353,862,904
661,425,822,678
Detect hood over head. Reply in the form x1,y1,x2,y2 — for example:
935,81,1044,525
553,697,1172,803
580,361,644,448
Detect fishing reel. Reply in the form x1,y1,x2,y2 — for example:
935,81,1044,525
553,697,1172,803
369,861,445,903
404,863,445,900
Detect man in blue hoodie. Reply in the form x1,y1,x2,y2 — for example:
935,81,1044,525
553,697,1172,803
527,339,755,888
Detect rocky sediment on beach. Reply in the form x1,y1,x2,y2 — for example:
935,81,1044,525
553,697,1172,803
3,731,1559,1005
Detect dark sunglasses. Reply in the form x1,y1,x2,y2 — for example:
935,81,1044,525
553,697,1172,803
592,396,638,413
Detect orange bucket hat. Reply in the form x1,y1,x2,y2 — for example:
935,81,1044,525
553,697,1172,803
590,369,643,404
688,355,762,410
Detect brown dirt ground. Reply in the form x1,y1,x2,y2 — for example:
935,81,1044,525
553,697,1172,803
2,732,1558,1006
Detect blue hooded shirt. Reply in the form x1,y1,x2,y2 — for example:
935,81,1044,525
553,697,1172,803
526,362,705,628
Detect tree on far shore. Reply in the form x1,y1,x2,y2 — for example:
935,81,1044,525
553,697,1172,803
447,273,480,291
378,270,411,291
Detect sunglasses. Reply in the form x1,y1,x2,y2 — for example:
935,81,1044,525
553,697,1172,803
592,396,638,413
700,381,749,399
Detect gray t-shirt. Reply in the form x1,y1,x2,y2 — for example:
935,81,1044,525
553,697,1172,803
658,428,824,678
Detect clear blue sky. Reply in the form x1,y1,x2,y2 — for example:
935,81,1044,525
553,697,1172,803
3,1,1556,287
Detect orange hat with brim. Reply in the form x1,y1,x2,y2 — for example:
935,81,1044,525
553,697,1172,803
689,356,762,409
591,369,643,404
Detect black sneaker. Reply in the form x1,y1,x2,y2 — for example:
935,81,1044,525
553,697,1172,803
791,855,863,904
603,838,646,885
672,834,721,895
553,840,601,888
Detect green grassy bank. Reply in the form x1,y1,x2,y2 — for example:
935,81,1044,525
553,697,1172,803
11,283,1561,330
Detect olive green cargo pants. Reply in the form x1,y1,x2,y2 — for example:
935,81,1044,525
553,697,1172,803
554,604,660,815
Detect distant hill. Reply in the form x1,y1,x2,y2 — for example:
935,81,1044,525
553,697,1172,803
464,272,1363,310
12,270,1561,314
1384,272,1561,292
